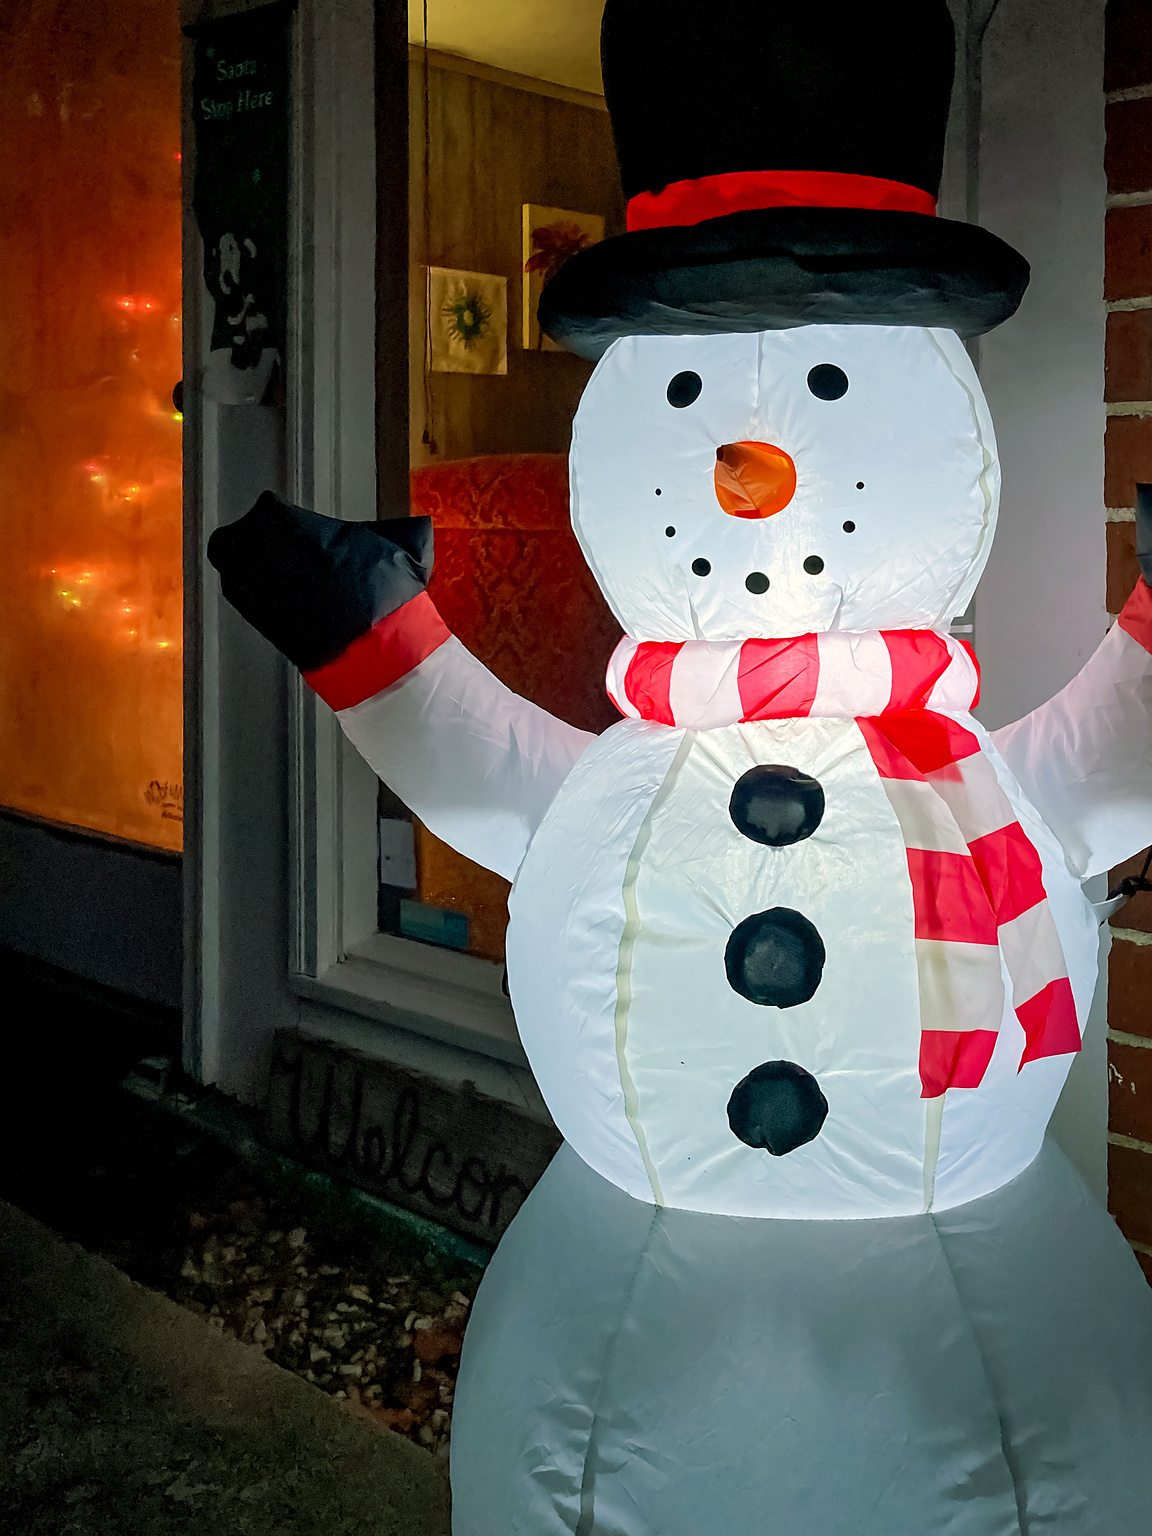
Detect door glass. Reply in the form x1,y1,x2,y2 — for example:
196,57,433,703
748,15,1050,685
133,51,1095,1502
378,24,623,963
0,0,184,850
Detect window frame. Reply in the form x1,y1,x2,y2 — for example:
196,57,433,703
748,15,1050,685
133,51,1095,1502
281,0,524,1067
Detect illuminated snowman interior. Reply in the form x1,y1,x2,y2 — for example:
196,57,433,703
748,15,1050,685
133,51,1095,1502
571,325,1000,642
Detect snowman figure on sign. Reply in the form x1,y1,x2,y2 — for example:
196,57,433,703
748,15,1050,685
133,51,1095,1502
209,1,1152,1530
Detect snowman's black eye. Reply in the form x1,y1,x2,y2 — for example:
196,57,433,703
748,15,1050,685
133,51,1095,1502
807,364,849,401
667,371,702,408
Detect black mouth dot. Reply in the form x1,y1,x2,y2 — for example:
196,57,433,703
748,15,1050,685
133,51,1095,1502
655,488,662,496
692,558,712,577
842,521,855,533
745,571,769,594
856,481,865,490
665,525,676,537
803,555,824,575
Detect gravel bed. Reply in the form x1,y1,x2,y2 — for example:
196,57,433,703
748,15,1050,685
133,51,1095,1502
165,1193,480,1459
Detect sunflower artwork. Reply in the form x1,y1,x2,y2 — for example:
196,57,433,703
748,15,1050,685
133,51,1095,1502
522,205,605,351
427,267,508,375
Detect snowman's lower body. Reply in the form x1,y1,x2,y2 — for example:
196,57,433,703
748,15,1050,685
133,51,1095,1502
449,1137,1152,1535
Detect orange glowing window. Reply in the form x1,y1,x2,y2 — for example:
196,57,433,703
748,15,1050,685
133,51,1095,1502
0,1,183,850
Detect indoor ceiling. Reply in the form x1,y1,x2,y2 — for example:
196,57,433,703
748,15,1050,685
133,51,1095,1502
408,0,605,96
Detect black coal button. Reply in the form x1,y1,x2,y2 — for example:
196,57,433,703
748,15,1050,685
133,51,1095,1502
729,764,824,847
725,907,825,1008
727,1060,828,1155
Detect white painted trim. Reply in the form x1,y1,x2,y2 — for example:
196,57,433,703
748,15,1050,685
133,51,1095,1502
182,11,222,1083
287,0,379,982
285,0,523,1070
290,951,523,1065
291,997,549,1120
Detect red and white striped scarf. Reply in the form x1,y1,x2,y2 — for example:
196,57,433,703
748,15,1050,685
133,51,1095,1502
607,629,1081,1098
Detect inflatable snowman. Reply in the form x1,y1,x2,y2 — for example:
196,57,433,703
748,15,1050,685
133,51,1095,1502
210,1,1152,1529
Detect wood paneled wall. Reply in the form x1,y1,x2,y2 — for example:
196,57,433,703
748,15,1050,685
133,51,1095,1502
408,53,626,467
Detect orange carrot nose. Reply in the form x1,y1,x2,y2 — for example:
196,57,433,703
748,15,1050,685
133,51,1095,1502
714,440,797,519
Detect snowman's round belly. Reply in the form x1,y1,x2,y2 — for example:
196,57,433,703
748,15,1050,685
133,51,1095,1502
508,716,930,1219
507,716,1099,1220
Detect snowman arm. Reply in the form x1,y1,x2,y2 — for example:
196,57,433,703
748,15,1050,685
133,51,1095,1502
206,492,594,882
990,578,1152,880
327,632,594,882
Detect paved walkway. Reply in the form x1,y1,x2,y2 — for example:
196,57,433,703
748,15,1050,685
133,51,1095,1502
0,1199,452,1535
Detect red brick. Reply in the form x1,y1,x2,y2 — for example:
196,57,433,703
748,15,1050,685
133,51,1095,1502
1105,205,1152,302
1108,1037,1152,1141
1107,519,1140,612
1106,0,1152,93
1106,310,1152,402
1107,99,1152,194
1110,847,1152,932
1105,415,1152,508
1109,1140,1152,1246
1109,934,1152,1037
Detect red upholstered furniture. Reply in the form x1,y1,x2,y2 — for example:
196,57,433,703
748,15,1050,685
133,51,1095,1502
405,453,622,960
415,452,622,735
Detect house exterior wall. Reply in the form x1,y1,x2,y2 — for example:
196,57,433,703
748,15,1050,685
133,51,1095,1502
1104,0,1152,1286
974,0,1109,1200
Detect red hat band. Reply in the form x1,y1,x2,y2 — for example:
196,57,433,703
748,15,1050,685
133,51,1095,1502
626,168,938,233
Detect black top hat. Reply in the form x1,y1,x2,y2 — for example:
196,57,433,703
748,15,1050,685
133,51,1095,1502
539,0,1029,359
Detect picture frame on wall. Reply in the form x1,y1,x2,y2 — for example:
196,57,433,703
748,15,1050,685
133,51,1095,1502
521,205,605,352
427,267,508,375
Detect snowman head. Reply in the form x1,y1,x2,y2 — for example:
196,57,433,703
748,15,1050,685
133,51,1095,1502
569,325,999,641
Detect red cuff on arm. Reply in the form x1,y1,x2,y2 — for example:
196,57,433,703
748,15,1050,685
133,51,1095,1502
302,590,451,711
1118,578,1152,656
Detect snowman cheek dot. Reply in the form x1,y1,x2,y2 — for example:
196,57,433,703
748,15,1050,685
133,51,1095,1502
727,1061,828,1156
691,557,711,576
745,571,769,595
842,521,855,533
664,526,676,538
803,555,824,575
724,907,825,1009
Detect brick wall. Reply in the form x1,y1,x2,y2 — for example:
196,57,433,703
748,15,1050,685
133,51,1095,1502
1105,0,1152,1285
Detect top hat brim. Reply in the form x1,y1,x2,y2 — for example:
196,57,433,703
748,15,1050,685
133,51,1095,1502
538,207,1029,361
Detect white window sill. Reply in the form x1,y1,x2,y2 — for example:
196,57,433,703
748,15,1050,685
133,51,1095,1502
288,930,526,1066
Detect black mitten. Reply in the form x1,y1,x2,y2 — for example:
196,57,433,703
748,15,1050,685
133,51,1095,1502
207,491,433,672
1137,483,1152,590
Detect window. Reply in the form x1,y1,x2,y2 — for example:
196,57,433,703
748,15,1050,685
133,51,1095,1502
382,34,623,965
0,0,183,850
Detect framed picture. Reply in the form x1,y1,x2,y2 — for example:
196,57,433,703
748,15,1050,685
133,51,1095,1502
427,267,508,375
522,205,605,352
